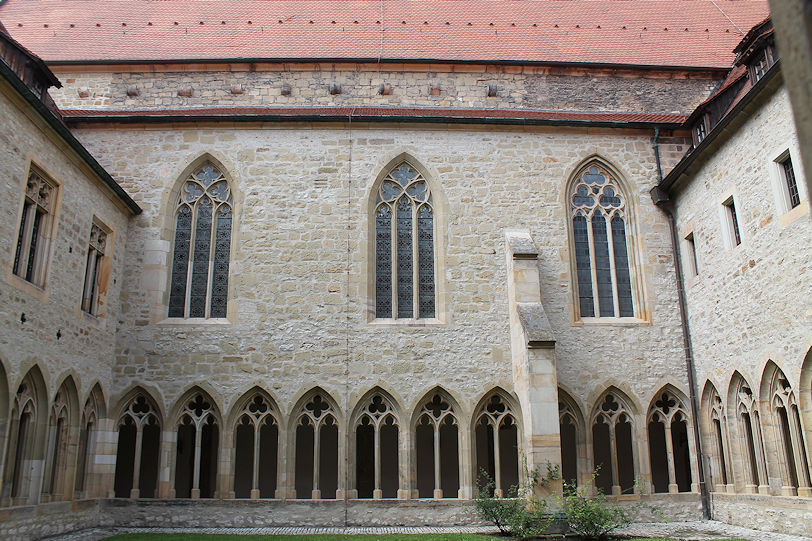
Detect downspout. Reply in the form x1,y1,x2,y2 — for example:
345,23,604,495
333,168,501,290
651,127,711,520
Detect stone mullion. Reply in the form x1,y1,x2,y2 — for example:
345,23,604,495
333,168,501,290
82,247,98,312
608,418,621,495
191,422,202,499
411,200,419,318
204,203,218,319
16,202,36,277
251,421,261,499
183,204,198,318
750,413,769,492
492,420,503,497
604,212,621,317
130,423,143,498
390,206,398,317
373,421,382,499
664,419,678,493
787,406,811,493
312,419,321,499
721,415,735,492
41,418,57,500
433,420,442,499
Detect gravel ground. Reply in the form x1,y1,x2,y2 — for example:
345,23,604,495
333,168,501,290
43,521,812,541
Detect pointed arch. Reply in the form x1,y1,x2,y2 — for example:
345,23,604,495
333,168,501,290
801,348,812,497
167,155,235,319
590,387,637,495
2,365,48,505
760,361,811,495
558,388,586,488
289,387,341,500
350,387,402,499
647,385,694,493
75,382,106,497
367,153,446,322
0,358,9,497
42,375,80,501
700,380,732,491
113,387,162,498
170,387,221,498
727,371,767,491
229,386,281,499
565,156,646,320
411,387,461,499
472,388,521,497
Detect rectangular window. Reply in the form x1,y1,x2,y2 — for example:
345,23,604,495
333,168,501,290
724,198,741,246
81,223,108,315
694,118,707,145
781,157,801,209
685,232,699,276
12,167,57,286
752,49,770,82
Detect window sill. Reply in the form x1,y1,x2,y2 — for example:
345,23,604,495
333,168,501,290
368,317,445,327
157,317,233,326
6,272,49,303
573,317,650,327
778,200,808,227
81,310,107,330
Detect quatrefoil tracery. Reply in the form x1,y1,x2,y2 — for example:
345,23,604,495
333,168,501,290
570,165,626,220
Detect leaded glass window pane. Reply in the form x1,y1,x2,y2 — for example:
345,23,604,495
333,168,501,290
569,163,636,319
611,216,633,317
375,206,393,318
396,197,414,319
374,162,435,320
572,215,594,317
417,205,435,318
591,214,614,317
168,163,233,318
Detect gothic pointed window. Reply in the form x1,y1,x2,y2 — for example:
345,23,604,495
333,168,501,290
168,163,233,319
374,163,435,319
569,163,637,319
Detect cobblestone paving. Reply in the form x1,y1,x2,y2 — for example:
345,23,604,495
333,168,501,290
43,521,812,541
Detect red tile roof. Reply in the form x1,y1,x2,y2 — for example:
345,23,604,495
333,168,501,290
60,106,688,126
0,0,769,68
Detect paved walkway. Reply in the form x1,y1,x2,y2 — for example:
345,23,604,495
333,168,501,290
44,521,812,541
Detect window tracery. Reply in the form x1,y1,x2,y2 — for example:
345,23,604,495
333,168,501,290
234,393,278,498
375,163,435,319
175,393,219,498
415,393,459,498
707,386,731,488
570,164,635,318
733,378,767,488
647,390,693,493
168,163,232,319
13,168,57,286
295,393,339,499
354,394,399,499
766,368,811,493
591,392,635,494
114,393,161,498
475,394,519,497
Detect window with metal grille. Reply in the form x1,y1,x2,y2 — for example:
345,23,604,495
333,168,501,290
81,223,107,315
168,163,232,318
781,156,801,209
752,49,770,82
13,167,57,287
723,198,741,247
374,162,435,319
570,164,635,318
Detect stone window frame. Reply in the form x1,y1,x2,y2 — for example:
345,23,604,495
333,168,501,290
157,154,240,325
727,372,769,493
718,190,744,251
365,153,449,326
767,142,809,227
565,156,649,325
80,218,114,321
678,220,700,287
7,161,63,302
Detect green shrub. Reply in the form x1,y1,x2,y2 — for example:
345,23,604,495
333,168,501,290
560,480,631,540
473,470,554,539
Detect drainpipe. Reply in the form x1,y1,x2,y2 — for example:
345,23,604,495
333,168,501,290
651,127,711,520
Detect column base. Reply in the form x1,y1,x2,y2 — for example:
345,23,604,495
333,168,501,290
191,488,200,499
397,489,410,500
743,484,758,494
713,484,726,493
797,486,812,497
725,484,736,494
780,486,797,497
129,488,140,499
757,484,770,495
494,488,504,498
433,488,443,499
373,489,383,499
250,489,260,499
311,489,321,500
611,485,621,496
668,483,679,494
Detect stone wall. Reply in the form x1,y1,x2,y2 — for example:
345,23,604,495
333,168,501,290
50,64,719,114
710,492,812,537
0,499,108,540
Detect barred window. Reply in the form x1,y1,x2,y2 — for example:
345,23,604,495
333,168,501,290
168,163,232,318
13,167,57,287
570,163,635,318
81,223,107,315
374,163,435,319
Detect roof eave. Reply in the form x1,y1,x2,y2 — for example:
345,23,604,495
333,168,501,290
0,58,141,214
656,61,782,199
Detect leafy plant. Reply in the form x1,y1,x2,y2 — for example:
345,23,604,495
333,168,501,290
560,478,632,540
